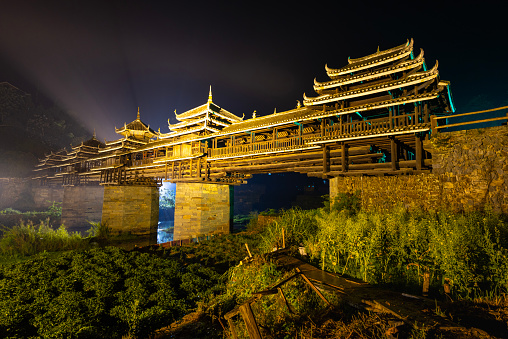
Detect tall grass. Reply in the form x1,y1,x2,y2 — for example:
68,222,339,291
0,219,85,257
259,205,508,298
258,208,318,253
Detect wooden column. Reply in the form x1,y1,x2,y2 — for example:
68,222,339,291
322,145,329,176
430,115,437,135
239,303,262,339
341,142,348,173
391,138,399,171
415,134,423,171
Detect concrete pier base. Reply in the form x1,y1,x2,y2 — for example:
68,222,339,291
173,182,233,240
101,185,159,236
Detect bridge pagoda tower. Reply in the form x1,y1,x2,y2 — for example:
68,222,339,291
302,39,454,202
101,109,160,240
159,88,243,240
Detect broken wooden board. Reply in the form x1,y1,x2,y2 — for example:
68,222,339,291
269,249,464,331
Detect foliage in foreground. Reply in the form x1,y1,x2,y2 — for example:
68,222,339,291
208,256,339,339
0,219,85,258
260,204,508,298
0,246,222,339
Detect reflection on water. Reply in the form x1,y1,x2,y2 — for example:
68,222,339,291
158,220,174,244
66,221,174,247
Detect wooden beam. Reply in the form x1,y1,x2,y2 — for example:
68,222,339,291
322,145,329,175
210,145,372,168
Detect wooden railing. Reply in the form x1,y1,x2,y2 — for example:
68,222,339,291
131,158,154,167
432,105,508,132
209,135,311,158
324,112,426,138
154,144,206,162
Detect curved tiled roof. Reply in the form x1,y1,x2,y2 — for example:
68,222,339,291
314,49,424,91
325,39,414,77
211,107,316,136
347,39,411,64
115,109,157,138
304,62,438,106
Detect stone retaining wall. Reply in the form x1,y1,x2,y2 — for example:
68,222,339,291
330,125,508,214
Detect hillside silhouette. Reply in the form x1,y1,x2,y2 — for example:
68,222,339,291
0,82,90,177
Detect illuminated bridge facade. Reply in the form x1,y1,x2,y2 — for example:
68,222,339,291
33,39,457,240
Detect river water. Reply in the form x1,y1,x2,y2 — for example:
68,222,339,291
157,220,174,243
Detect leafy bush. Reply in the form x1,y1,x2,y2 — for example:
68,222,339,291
0,246,223,338
86,221,112,239
160,187,176,209
259,208,279,216
258,208,319,253
309,207,508,297
256,204,508,298
0,207,22,214
0,219,85,257
331,190,361,215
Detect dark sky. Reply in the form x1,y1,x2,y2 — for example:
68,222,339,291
1,1,506,141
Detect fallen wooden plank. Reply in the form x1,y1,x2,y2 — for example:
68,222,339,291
268,250,466,331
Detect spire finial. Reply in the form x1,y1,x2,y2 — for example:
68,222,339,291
208,85,213,103
93,128,96,139
137,107,140,120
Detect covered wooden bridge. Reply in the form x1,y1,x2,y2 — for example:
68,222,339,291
32,39,458,239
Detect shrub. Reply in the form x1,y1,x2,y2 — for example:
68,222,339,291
309,206,508,297
0,219,85,257
258,207,319,253
86,221,112,239
0,246,223,338
331,190,361,215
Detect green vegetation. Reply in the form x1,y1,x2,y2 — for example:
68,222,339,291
0,246,222,338
260,204,508,298
1,193,508,338
0,202,62,231
86,221,112,239
0,219,85,258
159,187,175,209
0,201,62,219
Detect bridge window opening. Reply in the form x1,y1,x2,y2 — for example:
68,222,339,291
158,181,176,243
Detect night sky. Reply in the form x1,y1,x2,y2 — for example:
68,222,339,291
1,1,506,142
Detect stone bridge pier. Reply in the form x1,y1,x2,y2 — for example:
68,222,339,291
55,181,232,242
101,184,159,237
61,185,104,231
173,182,233,240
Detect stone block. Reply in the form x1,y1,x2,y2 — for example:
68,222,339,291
173,182,233,240
102,185,159,236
